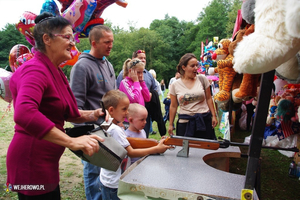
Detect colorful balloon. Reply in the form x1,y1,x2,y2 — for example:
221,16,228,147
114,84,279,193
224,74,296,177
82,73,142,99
59,46,81,68
16,53,34,69
74,0,97,34
79,17,104,37
62,0,88,29
40,0,60,16
0,68,13,103
16,11,37,47
9,44,31,73
92,0,127,19
58,0,74,13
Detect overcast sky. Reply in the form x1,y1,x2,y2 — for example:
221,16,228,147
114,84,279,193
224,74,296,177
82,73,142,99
0,0,211,30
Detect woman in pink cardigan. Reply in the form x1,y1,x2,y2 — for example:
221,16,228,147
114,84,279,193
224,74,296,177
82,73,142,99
7,12,107,199
119,58,151,106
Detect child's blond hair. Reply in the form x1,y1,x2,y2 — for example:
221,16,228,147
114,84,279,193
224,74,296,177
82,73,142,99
122,58,145,78
127,103,147,118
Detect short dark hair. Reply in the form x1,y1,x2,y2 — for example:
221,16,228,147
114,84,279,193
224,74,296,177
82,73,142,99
132,50,145,58
88,25,112,45
33,12,71,52
102,90,128,109
177,53,197,75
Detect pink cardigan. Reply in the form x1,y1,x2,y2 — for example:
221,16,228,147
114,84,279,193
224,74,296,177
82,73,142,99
119,77,151,106
7,51,80,195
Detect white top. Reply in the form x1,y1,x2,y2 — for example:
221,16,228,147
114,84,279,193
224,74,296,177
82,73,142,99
125,129,147,164
170,75,210,122
99,123,130,188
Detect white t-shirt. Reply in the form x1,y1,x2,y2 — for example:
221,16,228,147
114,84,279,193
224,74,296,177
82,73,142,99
125,129,147,164
170,75,210,122
99,123,130,188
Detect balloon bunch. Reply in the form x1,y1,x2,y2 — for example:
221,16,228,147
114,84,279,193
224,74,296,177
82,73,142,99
16,0,128,43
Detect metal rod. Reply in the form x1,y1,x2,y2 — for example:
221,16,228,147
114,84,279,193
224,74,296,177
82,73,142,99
244,70,275,190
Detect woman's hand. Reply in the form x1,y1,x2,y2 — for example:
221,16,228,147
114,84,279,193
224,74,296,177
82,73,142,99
212,115,218,128
68,134,104,156
129,69,139,82
93,109,110,122
168,124,174,136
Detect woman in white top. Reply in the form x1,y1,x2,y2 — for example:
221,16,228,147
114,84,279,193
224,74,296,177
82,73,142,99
168,53,218,139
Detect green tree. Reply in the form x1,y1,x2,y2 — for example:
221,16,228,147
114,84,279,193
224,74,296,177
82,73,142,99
149,15,192,84
0,24,31,70
189,0,232,56
225,0,243,37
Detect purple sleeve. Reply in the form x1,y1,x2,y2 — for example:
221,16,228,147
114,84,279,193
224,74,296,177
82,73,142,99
119,79,142,103
12,68,55,140
140,81,151,102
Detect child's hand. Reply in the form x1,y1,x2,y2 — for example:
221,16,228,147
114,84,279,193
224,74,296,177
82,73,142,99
129,69,139,82
155,138,172,153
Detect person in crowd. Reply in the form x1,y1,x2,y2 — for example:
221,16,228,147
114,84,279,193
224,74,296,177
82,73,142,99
125,103,148,165
70,25,115,200
160,79,166,101
149,69,162,96
119,58,151,106
116,50,157,136
163,93,171,124
148,69,166,136
6,12,107,200
168,53,218,139
119,58,151,129
100,90,171,200
168,72,181,90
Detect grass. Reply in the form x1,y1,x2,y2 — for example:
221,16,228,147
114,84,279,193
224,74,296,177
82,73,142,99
1,92,300,199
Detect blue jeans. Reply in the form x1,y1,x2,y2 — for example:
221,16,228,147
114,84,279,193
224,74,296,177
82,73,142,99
82,160,102,200
99,180,119,200
149,118,153,133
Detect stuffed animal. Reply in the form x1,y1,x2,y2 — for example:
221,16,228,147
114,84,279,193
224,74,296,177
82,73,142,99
231,25,260,103
213,39,236,103
233,0,300,74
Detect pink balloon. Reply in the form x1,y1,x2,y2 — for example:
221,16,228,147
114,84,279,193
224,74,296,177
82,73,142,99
9,44,31,73
16,53,34,69
62,0,88,29
0,68,13,103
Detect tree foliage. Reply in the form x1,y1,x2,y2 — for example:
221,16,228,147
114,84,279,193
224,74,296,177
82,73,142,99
0,24,30,70
0,1,241,83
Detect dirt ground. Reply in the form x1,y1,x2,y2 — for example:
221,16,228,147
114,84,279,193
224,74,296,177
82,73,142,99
0,102,86,199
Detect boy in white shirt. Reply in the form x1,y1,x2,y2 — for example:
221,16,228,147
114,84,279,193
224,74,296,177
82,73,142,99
100,90,170,200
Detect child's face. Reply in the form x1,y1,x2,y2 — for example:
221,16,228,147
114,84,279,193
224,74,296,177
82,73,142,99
130,109,148,132
135,66,144,81
110,97,130,124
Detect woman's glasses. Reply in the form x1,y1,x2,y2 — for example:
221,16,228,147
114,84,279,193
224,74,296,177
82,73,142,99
53,34,75,44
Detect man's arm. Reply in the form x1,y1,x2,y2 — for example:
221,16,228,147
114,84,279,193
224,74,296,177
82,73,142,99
70,64,88,110
116,70,124,89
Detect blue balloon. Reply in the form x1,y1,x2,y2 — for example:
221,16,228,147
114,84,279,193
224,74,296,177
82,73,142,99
40,0,60,16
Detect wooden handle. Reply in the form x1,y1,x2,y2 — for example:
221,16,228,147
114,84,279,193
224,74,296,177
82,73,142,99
127,137,159,149
164,137,220,150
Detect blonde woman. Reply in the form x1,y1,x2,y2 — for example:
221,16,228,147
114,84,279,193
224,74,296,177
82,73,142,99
119,58,151,106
